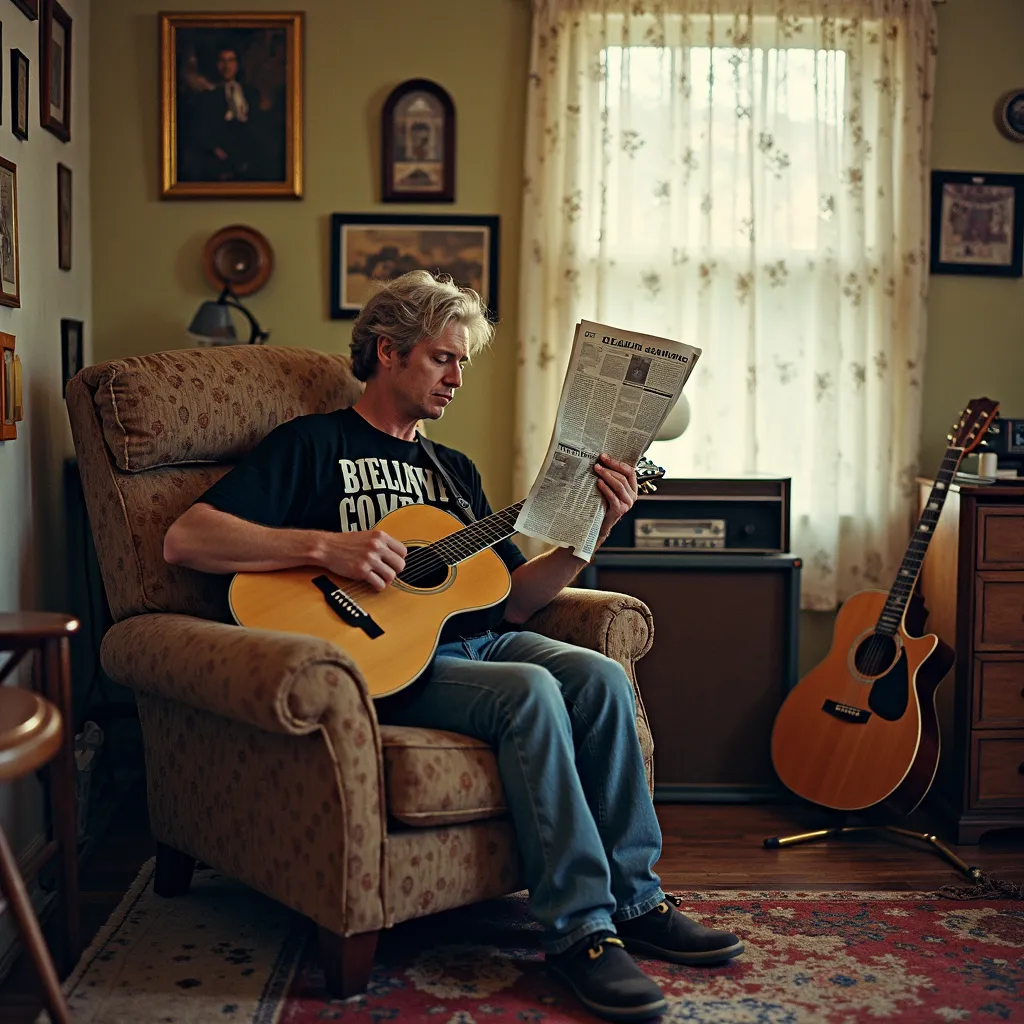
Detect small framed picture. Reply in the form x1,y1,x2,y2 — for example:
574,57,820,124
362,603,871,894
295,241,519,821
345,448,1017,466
60,318,83,395
12,1,38,19
57,162,71,270
930,171,1024,278
330,212,498,319
11,49,30,140
40,0,72,142
0,157,19,308
381,79,455,203
160,12,304,199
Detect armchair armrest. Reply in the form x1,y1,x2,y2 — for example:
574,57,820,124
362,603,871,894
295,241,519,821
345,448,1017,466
521,587,654,666
101,613,388,936
101,613,368,736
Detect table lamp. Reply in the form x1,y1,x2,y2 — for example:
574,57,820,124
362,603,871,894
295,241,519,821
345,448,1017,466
655,393,691,442
187,225,273,347
187,284,269,346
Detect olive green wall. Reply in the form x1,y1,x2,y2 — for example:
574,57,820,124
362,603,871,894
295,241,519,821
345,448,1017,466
90,0,530,507
90,0,1023,515
921,0,1024,473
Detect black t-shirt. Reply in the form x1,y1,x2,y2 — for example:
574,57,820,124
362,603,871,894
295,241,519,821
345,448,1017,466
198,407,527,640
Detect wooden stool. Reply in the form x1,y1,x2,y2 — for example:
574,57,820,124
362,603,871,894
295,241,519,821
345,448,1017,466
0,686,71,1024
0,613,79,1005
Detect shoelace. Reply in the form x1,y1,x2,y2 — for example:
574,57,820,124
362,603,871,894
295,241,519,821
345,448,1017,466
587,935,626,960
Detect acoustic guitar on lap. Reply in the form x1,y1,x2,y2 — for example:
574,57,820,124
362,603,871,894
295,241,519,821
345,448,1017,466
229,456,666,700
770,398,999,816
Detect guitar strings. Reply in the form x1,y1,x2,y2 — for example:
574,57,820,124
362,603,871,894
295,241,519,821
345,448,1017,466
309,461,660,608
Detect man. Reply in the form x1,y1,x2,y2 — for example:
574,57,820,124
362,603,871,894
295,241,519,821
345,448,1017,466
164,271,743,1022
195,46,259,181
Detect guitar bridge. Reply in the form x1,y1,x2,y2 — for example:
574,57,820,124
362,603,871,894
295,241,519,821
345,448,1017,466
822,699,871,724
312,575,384,639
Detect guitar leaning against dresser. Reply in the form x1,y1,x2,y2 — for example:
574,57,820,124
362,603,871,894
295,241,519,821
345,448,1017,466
770,398,999,816
228,456,666,700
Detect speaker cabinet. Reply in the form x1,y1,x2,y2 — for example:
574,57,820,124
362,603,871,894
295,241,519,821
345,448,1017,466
581,553,801,802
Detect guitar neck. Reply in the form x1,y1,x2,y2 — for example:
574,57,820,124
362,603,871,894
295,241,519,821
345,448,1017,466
429,500,526,565
877,447,963,635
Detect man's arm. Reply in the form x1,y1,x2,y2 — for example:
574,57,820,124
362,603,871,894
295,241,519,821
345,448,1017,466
503,453,638,624
164,503,407,591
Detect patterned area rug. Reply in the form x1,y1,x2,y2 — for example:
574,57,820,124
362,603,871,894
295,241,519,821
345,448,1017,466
42,860,1024,1023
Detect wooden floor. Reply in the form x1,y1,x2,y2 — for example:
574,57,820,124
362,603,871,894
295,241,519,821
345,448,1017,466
2,786,1021,1023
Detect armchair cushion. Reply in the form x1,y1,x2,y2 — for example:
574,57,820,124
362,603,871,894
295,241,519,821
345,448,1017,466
83,347,362,473
381,727,507,828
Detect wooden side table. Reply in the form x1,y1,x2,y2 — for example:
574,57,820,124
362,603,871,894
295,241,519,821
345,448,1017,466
0,612,80,973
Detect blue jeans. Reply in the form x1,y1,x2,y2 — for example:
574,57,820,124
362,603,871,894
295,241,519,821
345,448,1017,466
376,629,666,954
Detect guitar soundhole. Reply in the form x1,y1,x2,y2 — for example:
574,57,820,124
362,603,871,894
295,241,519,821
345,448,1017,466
396,547,450,591
853,633,898,677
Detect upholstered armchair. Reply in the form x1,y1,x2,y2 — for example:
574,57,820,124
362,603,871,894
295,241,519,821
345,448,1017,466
65,345,655,995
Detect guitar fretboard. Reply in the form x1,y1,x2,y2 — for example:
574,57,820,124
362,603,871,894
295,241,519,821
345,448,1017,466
429,500,526,565
876,448,962,636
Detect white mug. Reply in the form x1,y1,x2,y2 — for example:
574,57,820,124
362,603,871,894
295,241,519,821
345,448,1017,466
978,451,998,477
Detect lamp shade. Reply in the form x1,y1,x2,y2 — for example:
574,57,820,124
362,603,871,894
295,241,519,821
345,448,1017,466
655,392,691,441
187,300,237,343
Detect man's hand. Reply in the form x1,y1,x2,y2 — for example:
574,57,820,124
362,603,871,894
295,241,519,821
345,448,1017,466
319,530,407,592
594,453,638,545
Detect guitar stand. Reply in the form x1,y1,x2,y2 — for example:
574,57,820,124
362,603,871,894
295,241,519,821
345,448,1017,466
763,824,983,882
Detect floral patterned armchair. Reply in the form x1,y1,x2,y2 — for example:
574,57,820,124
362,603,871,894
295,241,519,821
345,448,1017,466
65,345,655,995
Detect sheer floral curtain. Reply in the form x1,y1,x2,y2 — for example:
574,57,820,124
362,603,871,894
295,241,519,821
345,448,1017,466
515,0,937,610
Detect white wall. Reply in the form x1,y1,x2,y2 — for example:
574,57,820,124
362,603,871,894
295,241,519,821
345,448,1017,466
0,0,92,879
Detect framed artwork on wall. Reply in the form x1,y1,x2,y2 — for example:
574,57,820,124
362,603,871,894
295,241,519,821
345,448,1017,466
0,156,19,308
60,318,82,395
57,162,71,270
330,213,499,320
930,170,1024,278
11,48,30,140
40,0,71,142
11,1,38,20
160,12,304,199
381,79,455,203
0,333,18,440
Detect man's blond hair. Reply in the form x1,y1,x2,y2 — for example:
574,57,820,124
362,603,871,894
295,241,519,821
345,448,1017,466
349,270,494,381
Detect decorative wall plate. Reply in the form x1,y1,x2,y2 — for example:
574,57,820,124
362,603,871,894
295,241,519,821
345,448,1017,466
994,88,1024,143
202,225,274,296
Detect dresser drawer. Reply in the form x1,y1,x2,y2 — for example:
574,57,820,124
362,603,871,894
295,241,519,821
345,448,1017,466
977,507,1024,569
972,657,1024,727
974,573,1024,649
971,732,1024,807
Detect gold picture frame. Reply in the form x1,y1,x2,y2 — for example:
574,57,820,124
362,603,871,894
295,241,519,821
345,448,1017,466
0,157,20,308
160,12,304,199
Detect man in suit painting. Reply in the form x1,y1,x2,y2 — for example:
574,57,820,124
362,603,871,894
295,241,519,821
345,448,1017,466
196,46,260,181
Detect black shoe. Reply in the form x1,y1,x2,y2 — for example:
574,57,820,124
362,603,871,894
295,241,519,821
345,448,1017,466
616,894,744,965
547,933,667,1022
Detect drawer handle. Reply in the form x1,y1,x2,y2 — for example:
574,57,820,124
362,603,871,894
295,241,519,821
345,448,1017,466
1020,763,1024,776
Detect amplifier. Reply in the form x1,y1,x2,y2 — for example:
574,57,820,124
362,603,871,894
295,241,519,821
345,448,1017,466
604,477,790,554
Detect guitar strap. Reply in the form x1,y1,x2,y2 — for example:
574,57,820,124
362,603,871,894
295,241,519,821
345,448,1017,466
417,434,478,525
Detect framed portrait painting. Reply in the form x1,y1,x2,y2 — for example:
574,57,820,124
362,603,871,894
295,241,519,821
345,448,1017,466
61,318,82,395
0,157,19,308
57,162,71,270
930,170,1024,277
11,49,30,140
330,213,498,320
382,79,455,203
40,0,71,142
160,12,304,199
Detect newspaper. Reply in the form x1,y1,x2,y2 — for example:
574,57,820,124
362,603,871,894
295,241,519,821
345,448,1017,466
514,320,701,561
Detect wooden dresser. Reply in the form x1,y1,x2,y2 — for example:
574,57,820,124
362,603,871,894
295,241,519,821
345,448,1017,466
917,478,1024,843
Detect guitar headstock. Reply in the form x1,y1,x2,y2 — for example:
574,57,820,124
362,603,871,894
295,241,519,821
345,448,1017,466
948,397,1000,455
636,456,665,495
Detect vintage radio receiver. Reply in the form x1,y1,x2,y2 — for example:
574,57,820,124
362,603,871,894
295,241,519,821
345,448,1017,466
604,477,790,554
634,518,725,549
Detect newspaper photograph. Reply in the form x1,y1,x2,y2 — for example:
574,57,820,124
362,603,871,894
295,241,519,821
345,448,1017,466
514,320,701,560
